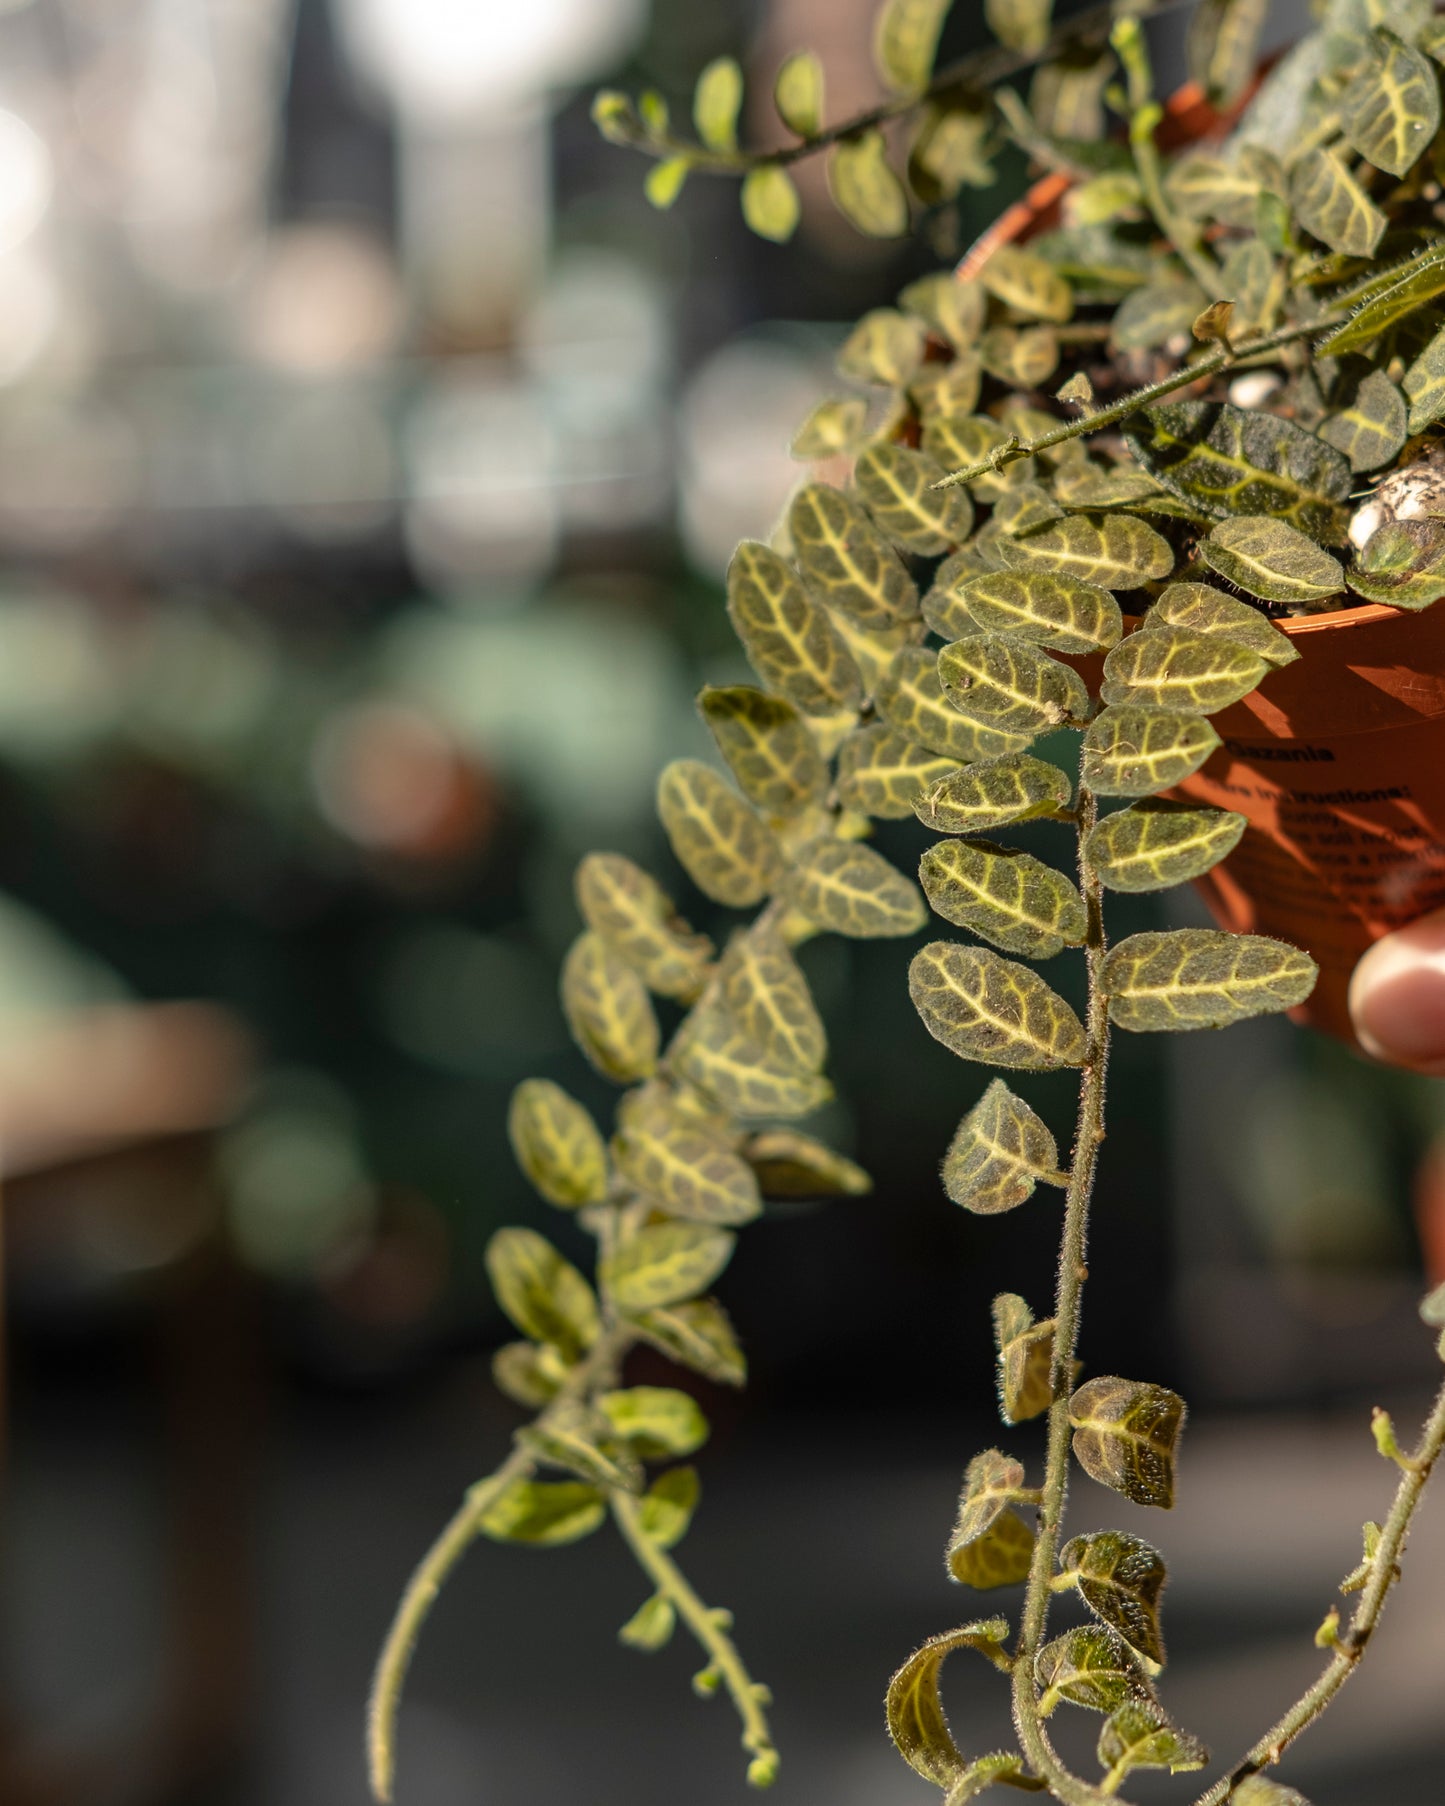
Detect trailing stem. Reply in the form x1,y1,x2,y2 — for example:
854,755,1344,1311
1010,780,1118,1806
1191,1368,1445,1806
610,1490,780,1785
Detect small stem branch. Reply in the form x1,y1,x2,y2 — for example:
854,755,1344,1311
1191,1368,1445,1806
1010,783,1123,1806
367,1325,633,1802
610,1489,779,1785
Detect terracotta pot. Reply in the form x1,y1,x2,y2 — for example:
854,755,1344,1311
959,81,1445,1048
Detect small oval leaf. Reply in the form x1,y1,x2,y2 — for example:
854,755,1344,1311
727,539,864,715
740,164,801,242
602,1222,736,1313
699,685,828,816
838,725,962,819
938,635,1089,736
576,852,715,999
1097,1700,1207,1786
787,839,928,938
657,760,783,907
854,441,973,553
1149,582,1299,666
921,837,1087,958
996,511,1175,588
486,1226,601,1357
916,753,1072,834
954,570,1124,654
1085,800,1247,892
1059,1528,1169,1665
789,482,918,626
1081,705,1222,796
837,308,927,387
508,1078,609,1209
1069,1376,1187,1510
944,1079,1063,1215
881,645,1032,761
1101,624,1268,714
979,244,1074,323
1103,928,1319,1031
479,1478,606,1546
1036,1626,1155,1715
561,931,661,1082
910,941,1087,1070
828,130,909,236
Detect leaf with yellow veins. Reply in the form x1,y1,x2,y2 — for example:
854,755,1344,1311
1081,706,1221,797
602,1221,736,1313
880,645,1033,761
954,570,1123,654
613,1120,762,1226
672,996,833,1118
656,760,783,907
719,926,827,1073
1101,625,1268,715
1085,800,1246,893
743,1128,872,1198
1069,1377,1187,1510
915,754,1072,834
575,852,714,1000
885,1619,1013,1788
699,685,828,816
508,1078,609,1209
978,244,1074,323
561,931,660,1083
1103,929,1318,1031
726,539,864,715
943,1080,1063,1215
789,482,918,627
938,634,1089,737
853,442,974,554
485,1226,601,1358
837,725,963,819
1059,1528,1169,1663
910,941,1087,1070
993,1293,1061,1423
920,838,1086,958
787,840,928,938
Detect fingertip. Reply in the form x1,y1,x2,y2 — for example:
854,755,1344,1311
1349,908,1445,1074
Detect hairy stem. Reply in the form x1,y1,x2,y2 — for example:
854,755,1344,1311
610,1489,779,1785
1191,1367,1445,1806
618,0,1193,175
367,1325,633,1802
1010,782,1119,1806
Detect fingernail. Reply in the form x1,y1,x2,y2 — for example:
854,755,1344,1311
1349,908,1445,1073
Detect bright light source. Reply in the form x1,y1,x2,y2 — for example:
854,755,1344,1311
0,109,51,254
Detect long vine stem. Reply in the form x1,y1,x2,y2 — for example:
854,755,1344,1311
1010,779,1118,1806
610,1489,780,1785
1190,1367,1445,1806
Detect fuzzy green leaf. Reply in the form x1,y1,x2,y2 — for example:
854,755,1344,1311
997,511,1174,588
992,483,1067,538
828,130,909,236
1290,146,1386,257
787,839,927,938
492,1342,563,1410
1036,1626,1155,1715
981,323,1061,388
886,1618,1013,1787
789,482,918,627
944,1081,1063,1215
1340,30,1440,178
1188,0,1270,104
948,1449,1036,1588
775,50,824,136
699,685,828,816
910,940,1087,1070
915,753,1072,834
979,245,1074,323
944,1752,1041,1804
636,1464,701,1547
910,356,985,419
1069,1377,1187,1510
1403,324,1445,432
1060,1529,1169,1664
576,852,714,999
1124,402,1351,540
1319,369,1409,471
479,1478,606,1546
923,414,1032,500
791,396,869,460
1198,516,1345,604
657,760,783,907
603,1222,735,1314
619,1593,676,1650
1110,278,1210,352
881,645,1032,761
1102,624,1268,715
599,1386,709,1459
727,540,864,714
1149,583,1299,666
938,635,1090,736
508,1079,609,1210
873,0,954,91
1317,242,1445,356
1085,800,1247,893
614,1121,762,1227
561,931,661,1082
837,726,962,819
899,272,989,348
921,838,1087,958
721,926,827,1073
837,308,927,387
673,997,833,1117
952,569,1123,654
486,1227,601,1358
1098,1701,1207,1785
1166,153,1268,227
1103,928,1319,1031
694,57,743,152
645,157,690,210
518,1405,644,1494
1082,706,1221,796
854,442,973,553
633,1299,747,1388
994,1292,1060,1422
741,165,800,242
1350,518,1445,608
743,1128,871,1198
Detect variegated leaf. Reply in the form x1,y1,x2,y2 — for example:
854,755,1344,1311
633,1297,747,1388
656,760,783,906
1403,323,1445,431
1316,241,1445,357
1059,1529,1169,1664
1188,0,1269,104
1098,1701,1207,1787
938,634,1090,736
978,244,1074,323
561,930,660,1082
885,1617,1013,1788
787,839,928,937
1349,517,1445,608
837,725,961,819
898,271,988,348
991,483,1066,538
479,1478,606,1546
1290,146,1386,257
915,753,1071,834
726,539,864,714
486,1226,600,1357
789,482,918,627
837,308,927,386
980,323,1060,387
993,1292,1060,1424
910,940,1087,1070
920,837,1086,957
1340,29,1440,178
743,1128,871,1198
699,685,828,816
1149,582,1299,666
986,0,1051,54
492,1342,563,1410
600,1387,709,1459
828,129,909,237
1103,928,1318,1031
909,355,984,419
1166,152,1265,227
1085,800,1247,892
944,1080,1063,1214
790,396,868,460
613,1120,762,1226
575,852,715,998
1110,277,1209,353
1035,1626,1154,1716
943,1752,1036,1805
602,1221,736,1313
508,1078,609,1209
1124,401,1351,541
1069,1376,1186,1510
880,644,1031,761
953,569,1123,653
1081,705,1221,796
518,1405,643,1494
922,413,1035,499
830,611,920,695
720,926,826,1072
672,996,833,1117
873,0,953,92
853,441,974,553
948,1448,1036,1588
1318,368,1408,471
996,511,1174,588
1198,516,1345,604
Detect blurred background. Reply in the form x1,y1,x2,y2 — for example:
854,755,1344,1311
0,0,1440,1802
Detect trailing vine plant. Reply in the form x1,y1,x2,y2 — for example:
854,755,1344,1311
369,1,1445,1801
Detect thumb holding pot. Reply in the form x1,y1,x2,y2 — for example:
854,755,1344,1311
1350,910,1445,1075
